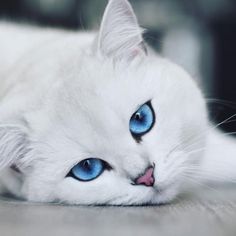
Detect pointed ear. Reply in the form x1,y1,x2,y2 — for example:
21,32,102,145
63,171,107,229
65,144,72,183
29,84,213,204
0,125,29,171
96,0,147,61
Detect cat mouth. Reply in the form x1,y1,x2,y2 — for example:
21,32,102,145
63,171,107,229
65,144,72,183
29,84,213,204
10,165,21,173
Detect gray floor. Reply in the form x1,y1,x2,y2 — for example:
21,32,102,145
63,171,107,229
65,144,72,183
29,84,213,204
1,186,236,236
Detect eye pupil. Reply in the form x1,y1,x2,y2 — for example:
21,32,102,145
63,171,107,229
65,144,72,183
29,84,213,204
83,160,91,170
135,113,142,121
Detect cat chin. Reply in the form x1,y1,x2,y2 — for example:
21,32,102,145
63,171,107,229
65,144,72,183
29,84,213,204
151,186,181,205
22,186,180,206
59,190,179,206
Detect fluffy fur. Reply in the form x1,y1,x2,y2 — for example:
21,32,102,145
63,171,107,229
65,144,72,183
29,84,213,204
0,0,235,205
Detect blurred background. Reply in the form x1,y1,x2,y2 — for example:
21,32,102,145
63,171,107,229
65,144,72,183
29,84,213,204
0,0,235,134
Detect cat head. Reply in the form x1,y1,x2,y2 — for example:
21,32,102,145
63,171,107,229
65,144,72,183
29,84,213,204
0,0,208,205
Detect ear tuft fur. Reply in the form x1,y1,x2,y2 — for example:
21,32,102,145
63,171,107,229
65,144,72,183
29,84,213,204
96,0,146,61
0,125,29,171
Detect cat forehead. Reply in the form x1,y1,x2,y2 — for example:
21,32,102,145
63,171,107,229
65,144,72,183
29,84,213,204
51,55,191,126
57,58,156,110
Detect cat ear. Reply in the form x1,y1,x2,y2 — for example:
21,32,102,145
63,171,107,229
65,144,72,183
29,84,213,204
0,125,29,171
96,0,147,61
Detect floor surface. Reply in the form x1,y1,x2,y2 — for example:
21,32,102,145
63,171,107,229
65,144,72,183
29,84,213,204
1,186,236,236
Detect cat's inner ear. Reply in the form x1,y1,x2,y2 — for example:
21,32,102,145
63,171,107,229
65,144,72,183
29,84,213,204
95,0,147,61
0,125,29,171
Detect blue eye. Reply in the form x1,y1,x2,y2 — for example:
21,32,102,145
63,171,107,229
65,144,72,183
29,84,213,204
129,102,155,139
68,158,107,181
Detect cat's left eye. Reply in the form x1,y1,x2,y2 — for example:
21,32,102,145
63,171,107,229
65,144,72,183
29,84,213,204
129,101,155,140
67,158,109,182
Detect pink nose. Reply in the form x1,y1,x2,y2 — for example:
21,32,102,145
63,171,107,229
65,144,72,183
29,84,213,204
135,167,155,187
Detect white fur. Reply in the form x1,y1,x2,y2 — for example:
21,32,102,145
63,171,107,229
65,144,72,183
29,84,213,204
0,0,235,205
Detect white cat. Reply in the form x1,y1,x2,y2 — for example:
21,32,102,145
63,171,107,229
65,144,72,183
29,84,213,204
0,0,235,205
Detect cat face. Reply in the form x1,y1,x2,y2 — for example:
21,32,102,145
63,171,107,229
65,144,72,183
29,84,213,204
21,56,207,205
3,0,208,205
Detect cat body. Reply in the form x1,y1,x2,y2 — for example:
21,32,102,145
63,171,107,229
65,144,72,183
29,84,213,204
0,0,235,205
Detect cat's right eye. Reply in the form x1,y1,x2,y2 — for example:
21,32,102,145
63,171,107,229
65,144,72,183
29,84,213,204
67,158,110,182
129,101,155,141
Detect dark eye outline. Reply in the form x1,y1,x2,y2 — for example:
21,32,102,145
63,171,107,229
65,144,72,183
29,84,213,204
129,101,156,142
66,158,112,182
